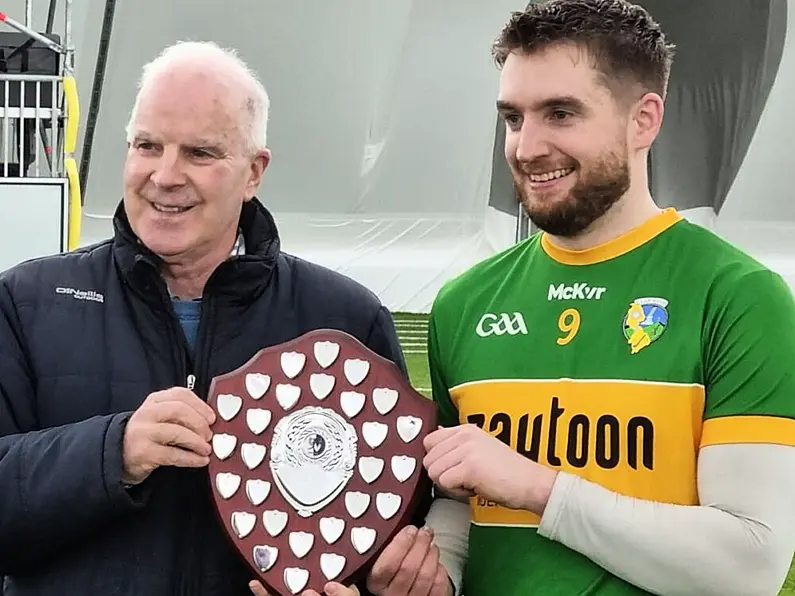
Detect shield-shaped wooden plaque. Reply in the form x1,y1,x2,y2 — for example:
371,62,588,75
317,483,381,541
206,329,436,595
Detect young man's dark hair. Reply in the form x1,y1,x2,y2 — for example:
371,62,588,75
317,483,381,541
492,0,676,102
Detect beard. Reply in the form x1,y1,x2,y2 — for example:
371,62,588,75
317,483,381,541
514,145,630,237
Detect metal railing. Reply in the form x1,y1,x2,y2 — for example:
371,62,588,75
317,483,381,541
0,74,61,177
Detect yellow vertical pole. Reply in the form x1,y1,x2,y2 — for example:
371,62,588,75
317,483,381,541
63,75,80,250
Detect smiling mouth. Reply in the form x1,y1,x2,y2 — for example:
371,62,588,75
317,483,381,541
150,201,194,214
529,167,575,183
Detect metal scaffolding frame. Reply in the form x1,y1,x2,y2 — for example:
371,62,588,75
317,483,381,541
0,0,81,249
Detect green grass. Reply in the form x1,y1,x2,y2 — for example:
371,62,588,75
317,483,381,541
392,312,795,595
783,560,795,596
394,312,431,397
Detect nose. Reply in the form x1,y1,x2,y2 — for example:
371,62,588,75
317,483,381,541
512,119,552,164
150,146,187,188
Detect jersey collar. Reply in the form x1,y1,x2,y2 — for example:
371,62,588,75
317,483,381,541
541,208,683,266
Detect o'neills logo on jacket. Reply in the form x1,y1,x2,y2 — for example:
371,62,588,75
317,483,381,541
55,286,104,303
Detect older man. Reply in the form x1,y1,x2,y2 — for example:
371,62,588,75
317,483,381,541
0,41,434,596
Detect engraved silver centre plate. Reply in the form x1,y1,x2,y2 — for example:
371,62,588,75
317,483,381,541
270,405,358,517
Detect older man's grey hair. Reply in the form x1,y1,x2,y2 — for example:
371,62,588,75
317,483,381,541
124,40,270,153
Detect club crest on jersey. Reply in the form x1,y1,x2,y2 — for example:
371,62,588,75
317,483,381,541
622,297,669,354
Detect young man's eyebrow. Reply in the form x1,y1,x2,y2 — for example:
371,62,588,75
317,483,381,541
496,95,588,113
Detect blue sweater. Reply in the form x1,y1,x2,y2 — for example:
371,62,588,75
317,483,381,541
172,298,201,353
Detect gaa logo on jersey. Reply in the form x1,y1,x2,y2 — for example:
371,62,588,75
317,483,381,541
622,297,669,354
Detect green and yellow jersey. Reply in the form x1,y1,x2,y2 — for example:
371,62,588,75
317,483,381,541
427,208,795,595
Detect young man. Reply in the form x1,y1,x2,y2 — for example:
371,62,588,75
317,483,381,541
256,2,795,595
418,0,795,595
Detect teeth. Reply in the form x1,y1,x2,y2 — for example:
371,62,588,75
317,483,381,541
529,168,573,182
153,203,189,213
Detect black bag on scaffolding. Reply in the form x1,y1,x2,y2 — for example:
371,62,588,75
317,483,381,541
0,31,60,109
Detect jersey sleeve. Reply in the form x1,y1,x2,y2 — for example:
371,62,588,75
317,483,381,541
700,268,795,448
427,297,460,428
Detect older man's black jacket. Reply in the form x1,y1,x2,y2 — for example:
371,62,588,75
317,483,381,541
0,198,425,595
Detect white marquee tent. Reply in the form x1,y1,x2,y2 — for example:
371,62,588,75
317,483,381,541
1,0,793,313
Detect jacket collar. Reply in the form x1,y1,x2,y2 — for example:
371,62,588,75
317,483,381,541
112,197,281,303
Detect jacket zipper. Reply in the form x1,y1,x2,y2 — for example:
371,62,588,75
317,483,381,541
153,268,217,596
190,296,213,399
152,273,199,596
185,296,212,596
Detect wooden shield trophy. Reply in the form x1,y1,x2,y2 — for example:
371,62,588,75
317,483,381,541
206,329,437,595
